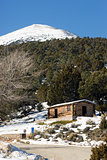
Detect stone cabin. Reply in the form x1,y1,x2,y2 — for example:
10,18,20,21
47,99,96,119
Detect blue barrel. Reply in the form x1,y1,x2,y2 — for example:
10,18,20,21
31,127,34,134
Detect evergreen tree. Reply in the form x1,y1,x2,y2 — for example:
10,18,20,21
90,142,107,160
99,114,107,130
37,83,48,102
79,69,107,105
47,65,81,105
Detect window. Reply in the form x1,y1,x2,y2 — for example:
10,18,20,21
67,106,71,111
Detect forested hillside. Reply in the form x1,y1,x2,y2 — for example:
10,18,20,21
0,37,107,119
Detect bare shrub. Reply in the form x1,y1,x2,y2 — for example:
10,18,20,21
55,132,63,138
46,128,55,134
67,133,83,142
67,133,78,141
71,124,80,128
83,127,90,133
86,119,96,125
54,124,61,130
66,129,74,136
62,127,69,131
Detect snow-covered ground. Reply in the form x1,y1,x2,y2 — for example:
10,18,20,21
0,108,105,148
0,141,47,160
0,109,47,135
15,115,103,147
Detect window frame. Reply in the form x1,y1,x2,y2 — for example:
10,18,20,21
67,105,71,111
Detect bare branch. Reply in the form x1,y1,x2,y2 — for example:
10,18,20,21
0,50,35,103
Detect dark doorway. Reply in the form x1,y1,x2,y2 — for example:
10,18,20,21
55,109,58,118
82,106,87,116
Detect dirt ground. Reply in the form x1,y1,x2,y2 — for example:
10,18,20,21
14,143,92,160
0,134,21,142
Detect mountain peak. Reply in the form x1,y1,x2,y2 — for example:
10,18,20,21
0,24,77,45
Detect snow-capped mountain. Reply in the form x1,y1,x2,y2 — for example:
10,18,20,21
0,24,77,45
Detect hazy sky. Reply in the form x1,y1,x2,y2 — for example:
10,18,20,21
0,0,107,38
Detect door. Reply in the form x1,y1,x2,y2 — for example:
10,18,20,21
82,106,87,116
55,109,58,118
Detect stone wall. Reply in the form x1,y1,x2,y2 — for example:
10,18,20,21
75,102,94,117
48,104,73,118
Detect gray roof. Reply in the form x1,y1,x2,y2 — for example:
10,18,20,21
48,99,96,109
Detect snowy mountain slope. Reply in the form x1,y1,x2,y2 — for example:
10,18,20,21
0,24,77,45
